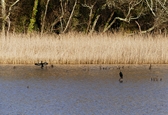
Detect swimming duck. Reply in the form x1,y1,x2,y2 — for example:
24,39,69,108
119,71,123,83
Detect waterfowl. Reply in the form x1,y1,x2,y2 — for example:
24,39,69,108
51,65,54,68
151,77,162,81
119,71,123,83
119,71,123,79
35,61,48,69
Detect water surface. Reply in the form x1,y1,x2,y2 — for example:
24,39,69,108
0,64,168,115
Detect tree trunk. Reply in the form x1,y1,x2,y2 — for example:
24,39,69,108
81,2,96,34
59,0,64,33
6,0,20,37
62,0,77,33
28,0,38,33
89,15,100,34
41,0,50,35
1,0,6,37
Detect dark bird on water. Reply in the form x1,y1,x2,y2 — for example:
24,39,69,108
119,71,123,83
35,61,48,68
51,64,54,68
119,71,123,79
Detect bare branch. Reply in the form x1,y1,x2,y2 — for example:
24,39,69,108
1,0,6,36
104,12,114,31
41,0,50,35
103,0,143,32
135,21,142,33
1,0,20,37
130,8,143,20
5,0,20,20
140,25,155,33
62,0,77,33
157,0,168,14
81,1,97,33
145,0,156,17
59,0,64,32
89,15,100,34
50,18,60,32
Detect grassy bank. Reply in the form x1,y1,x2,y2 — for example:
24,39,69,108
0,32,168,64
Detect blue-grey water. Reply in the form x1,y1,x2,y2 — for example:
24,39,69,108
0,64,168,115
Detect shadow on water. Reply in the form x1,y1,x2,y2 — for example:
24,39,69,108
0,64,168,115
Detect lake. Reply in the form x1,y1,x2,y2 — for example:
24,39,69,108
0,64,168,115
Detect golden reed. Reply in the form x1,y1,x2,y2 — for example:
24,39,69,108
0,32,168,64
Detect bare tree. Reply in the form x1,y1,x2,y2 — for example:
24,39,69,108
90,14,100,34
59,0,64,33
81,1,107,34
62,0,77,33
1,0,6,36
81,1,97,33
145,0,156,17
141,0,168,33
1,0,20,37
52,0,77,34
41,0,50,35
103,0,143,32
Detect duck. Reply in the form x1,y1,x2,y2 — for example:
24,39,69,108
35,61,48,69
119,71,123,83
51,64,54,68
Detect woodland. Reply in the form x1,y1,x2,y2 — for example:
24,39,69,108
0,0,168,35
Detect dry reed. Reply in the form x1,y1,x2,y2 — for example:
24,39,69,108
0,32,168,64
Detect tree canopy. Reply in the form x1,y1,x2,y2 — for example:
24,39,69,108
0,0,168,34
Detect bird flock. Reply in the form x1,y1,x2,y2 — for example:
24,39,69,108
33,62,162,83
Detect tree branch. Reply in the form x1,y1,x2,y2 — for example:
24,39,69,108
157,0,168,14
145,0,156,17
62,0,77,33
141,25,155,34
89,14,100,34
41,0,50,35
103,0,143,32
59,0,64,32
81,1,97,33
5,0,20,20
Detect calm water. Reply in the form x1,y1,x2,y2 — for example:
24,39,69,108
0,64,168,115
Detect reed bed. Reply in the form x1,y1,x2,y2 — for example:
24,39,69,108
0,32,168,64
